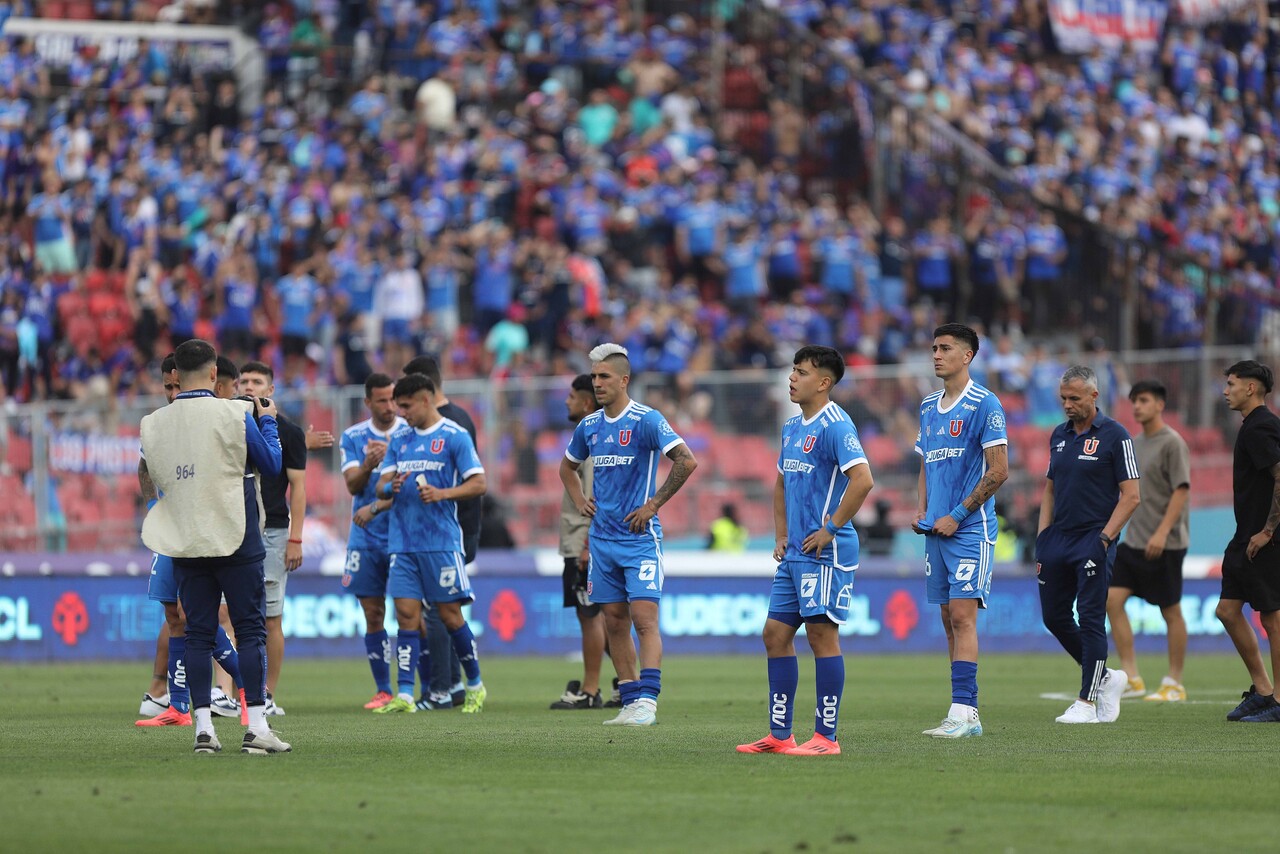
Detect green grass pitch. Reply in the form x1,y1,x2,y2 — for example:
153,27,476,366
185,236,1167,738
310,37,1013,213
0,653,1271,853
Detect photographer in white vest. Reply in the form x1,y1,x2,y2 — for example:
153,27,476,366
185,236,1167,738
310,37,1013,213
140,339,290,755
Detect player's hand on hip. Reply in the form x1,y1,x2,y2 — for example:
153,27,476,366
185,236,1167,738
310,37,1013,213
802,518,834,555
353,504,375,528
932,516,959,537
577,497,597,518
285,540,303,571
773,536,787,562
1144,531,1167,561
624,499,658,533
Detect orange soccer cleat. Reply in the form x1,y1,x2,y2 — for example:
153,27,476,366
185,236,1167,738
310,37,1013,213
736,734,798,753
783,733,841,755
136,707,192,727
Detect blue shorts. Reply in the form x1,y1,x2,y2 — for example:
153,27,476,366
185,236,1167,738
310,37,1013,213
388,551,472,604
382,318,414,345
147,553,178,604
342,546,391,599
769,560,857,624
925,530,993,607
588,537,664,604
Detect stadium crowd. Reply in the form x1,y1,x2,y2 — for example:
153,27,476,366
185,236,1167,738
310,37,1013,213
0,0,1273,423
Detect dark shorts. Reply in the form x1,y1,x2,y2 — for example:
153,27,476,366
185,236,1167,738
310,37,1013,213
281,333,309,358
1221,541,1280,613
562,557,599,616
1111,543,1186,608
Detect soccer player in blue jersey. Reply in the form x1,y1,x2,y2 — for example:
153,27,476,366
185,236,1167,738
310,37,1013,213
912,324,1009,739
367,373,489,714
342,373,408,710
1037,365,1141,724
560,343,699,727
737,345,873,755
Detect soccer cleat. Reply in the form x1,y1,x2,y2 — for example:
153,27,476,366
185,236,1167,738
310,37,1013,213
210,689,240,718
784,734,841,755
193,731,221,754
241,729,291,754
139,692,169,716
372,696,416,714
602,704,637,726
136,706,192,727
451,685,467,707
1143,677,1186,703
925,712,984,739
461,685,487,714
1056,700,1099,724
604,677,624,708
1121,675,1147,700
416,693,453,711
1227,686,1271,721
550,680,603,710
1239,697,1280,722
621,699,657,726
1096,668,1127,723
364,691,395,710
736,734,797,753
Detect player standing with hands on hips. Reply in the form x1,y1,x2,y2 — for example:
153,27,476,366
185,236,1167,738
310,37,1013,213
737,345,873,756
560,344,699,727
1036,365,1140,724
913,324,1009,739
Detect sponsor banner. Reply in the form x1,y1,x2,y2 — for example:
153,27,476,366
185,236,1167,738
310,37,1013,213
47,432,142,476
1047,0,1167,54
0,576,1252,661
0,18,237,69
1175,0,1253,24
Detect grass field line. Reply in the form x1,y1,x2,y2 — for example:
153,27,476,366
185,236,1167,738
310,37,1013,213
1036,690,1236,704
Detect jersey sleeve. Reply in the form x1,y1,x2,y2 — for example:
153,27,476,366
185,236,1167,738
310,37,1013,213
281,420,307,471
380,434,401,476
1169,434,1192,489
453,430,484,480
1112,431,1140,482
565,418,590,464
340,430,362,472
913,407,925,457
831,419,868,472
1046,430,1058,480
979,397,1009,449
1247,417,1280,472
777,423,787,473
644,409,685,455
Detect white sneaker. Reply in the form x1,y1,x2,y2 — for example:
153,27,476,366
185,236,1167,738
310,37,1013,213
1096,668,1127,723
211,689,241,718
139,692,169,717
603,704,638,726
265,696,286,717
193,731,222,754
1056,700,1099,724
241,729,292,754
925,706,983,738
621,699,658,727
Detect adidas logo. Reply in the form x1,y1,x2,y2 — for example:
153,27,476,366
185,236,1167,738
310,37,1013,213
604,436,615,443
805,599,818,609
962,583,973,592
646,582,657,590
936,426,946,435
448,587,459,594
1084,560,1096,568
414,444,425,452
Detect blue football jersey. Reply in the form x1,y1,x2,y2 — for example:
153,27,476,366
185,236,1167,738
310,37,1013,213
341,416,408,550
381,418,484,555
914,380,1008,541
778,401,868,569
565,400,685,542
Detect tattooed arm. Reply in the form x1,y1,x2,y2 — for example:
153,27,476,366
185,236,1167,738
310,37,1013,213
624,444,699,533
138,458,158,504
1246,461,1280,560
931,444,1009,536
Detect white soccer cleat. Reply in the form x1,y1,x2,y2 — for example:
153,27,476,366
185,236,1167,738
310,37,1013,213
139,693,170,716
621,699,658,727
241,729,292,754
1096,668,1127,723
603,704,638,726
926,710,983,739
1056,699,1099,724
210,688,241,718
265,696,286,717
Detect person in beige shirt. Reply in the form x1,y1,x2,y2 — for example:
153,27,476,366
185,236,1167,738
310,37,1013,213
1107,380,1191,702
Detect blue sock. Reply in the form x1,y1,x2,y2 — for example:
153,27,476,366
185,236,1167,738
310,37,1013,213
416,645,431,696
395,632,420,696
951,660,978,708
213,626,242,689
365,630,392,694
619,680,642,707
168,635,190,714
814,655,845,740
448,624,481,686
767,656,799,740
639,668,661,701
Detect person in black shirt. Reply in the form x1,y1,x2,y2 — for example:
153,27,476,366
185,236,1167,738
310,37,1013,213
1218,360,1280,722
239,361,308,717
404,354,478,710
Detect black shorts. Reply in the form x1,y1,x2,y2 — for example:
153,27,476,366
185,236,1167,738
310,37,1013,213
562,557,599,616
1221,541,1280,613
1111,543,1186,608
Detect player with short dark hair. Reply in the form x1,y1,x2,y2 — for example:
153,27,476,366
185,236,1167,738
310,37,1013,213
1037,365,1141,724
560,343,699,727
913,324,1009,738
1217,360,1280,722
342,372,408,710
367,372,489,714
1107,379,1191,703
737,345,873,755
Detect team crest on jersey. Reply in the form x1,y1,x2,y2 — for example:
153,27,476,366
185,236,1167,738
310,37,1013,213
802,435,817,453
1083,438,1099,455
430,438,445,454
619,429,632,446
949,420,964,437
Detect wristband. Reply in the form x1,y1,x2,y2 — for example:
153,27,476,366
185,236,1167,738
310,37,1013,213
1099,532,1112,545
824,520,839,535
288,538,302,544
379,482,394,499
949,504,971,523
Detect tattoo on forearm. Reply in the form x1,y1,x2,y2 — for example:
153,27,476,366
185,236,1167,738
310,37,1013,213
653,448,696,507
138,459,157,503
1267,463,1280,532
961,448,1008,512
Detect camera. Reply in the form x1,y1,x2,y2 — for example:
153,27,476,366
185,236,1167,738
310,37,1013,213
236,395,273,409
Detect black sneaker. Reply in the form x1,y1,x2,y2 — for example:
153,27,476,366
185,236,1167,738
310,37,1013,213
1240,697,1280,722
550,680,603,710
416,693,454,711
1228,685,1273,721
603,677,623,708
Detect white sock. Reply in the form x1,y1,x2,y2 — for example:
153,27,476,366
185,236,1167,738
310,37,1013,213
193,707,213,734
247,703,270,736
638,697,657,711
949,703,975,721
398,691,415,704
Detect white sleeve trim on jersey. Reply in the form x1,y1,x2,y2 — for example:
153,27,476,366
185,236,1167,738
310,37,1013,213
660,437,685,455
459,466,485,480
564,450,585,464
840,457,870,472
341,460,362,472
913,444,924,456
981,438,1009,449
1121,437,1140,480
379,464,397,475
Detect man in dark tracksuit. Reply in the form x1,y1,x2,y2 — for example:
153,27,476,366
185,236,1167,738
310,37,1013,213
1036,365,1141,725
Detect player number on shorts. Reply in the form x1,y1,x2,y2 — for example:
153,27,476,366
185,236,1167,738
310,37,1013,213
175,463,196,480
956,562,976,582
345,551,361,573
